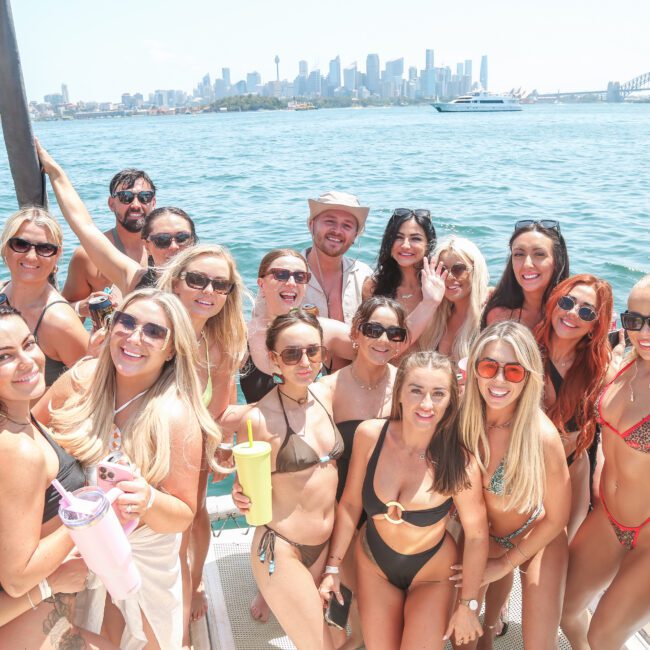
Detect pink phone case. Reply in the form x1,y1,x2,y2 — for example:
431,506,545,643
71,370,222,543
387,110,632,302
98,460,134,493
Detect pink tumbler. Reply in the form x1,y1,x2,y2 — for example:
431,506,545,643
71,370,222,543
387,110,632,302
58,486,141,601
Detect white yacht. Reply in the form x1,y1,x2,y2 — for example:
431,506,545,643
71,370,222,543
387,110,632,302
433,91,522,112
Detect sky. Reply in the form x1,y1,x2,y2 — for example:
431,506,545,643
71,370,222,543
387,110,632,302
10,0,650,103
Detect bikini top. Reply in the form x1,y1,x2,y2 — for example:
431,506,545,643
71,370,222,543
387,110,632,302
273,388,344,474
362,419,453,526
201,335,212,407
240,348,275,404
485,457,507,496
548,361,578,432
596,360,650,454
134,267,159,290
335,419,363,501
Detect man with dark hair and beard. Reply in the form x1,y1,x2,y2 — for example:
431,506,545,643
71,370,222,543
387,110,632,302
62,168,156,317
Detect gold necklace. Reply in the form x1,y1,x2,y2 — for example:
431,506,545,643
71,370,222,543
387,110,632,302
2,412,32,427
350,365,388,391
487,419,513,430
627,361,649,402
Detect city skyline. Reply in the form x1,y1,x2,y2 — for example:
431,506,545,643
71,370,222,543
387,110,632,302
10,0,649,103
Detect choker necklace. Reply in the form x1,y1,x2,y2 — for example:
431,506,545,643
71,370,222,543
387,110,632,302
487,419,513,430
278,388,309,406
2,413,31,427
351,365,388,391
400,293,414,300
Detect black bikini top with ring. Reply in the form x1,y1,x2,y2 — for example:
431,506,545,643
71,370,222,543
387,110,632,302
362,419,453,526
273,387,344,474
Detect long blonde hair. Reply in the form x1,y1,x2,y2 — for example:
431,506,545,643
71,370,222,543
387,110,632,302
418,236,488,360
626,273,650,363
50,289,222,485
460,321,546,513
156,244,248,376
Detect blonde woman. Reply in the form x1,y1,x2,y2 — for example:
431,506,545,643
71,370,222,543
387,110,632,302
36,289,221,649
157,243,247,639
0,207,89,385
455,321,570,649
417,236,489,361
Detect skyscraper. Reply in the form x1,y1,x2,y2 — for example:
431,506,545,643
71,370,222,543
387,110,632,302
366,54,380,94
343,63,357,92
425,49,434,70
222,68,231,86
408,66,417,82
247,71,262,92
480,55,488,90
328,56,341,90
464,59,472,81
385,58,404,79
299,60,308,78
61,83,69,103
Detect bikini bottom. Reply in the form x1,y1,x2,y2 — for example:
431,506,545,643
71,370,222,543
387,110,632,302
257,525,328,575
490,505,543,551
600,485,650,551
362,517,446,591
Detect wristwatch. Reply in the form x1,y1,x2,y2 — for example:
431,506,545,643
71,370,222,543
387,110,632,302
459,597,479,612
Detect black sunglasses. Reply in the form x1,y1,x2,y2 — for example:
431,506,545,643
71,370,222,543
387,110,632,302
181,271,234,295
113,190,155,205
8,237,59,258
111,310,170,348
514,219,561,233
557,295,597,322
392,208,432,220
265,268,311,284
621,311,650,331
148,232,193,249
274,344,327,365
359,321,408,342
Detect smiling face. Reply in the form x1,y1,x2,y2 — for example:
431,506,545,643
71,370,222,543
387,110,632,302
399,366,451,431
511,231,555,295
390,218,427,268
108,177,156,234
109,299,173,380
353,305,402,366
144,213,194,266
439,250,473,303
627,284,650,361
310,210,359,258
269,322,322,388
257,255,308,316
475,340,527,413
173,254,231,322
551,283,598,343
3,222,61,285
0,315,46,405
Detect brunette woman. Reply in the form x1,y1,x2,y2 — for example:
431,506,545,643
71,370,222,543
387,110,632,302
0,208,89,385
232,310,343,649
38,289,221,648
320,351,489,649
481,220,569,331
363,208,437,314
0,305,115,648
534,274,613,540
456,321,570,649
561,274,650,650
418,236,489,361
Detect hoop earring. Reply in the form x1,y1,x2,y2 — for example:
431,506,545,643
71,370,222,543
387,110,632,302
272,372,285,385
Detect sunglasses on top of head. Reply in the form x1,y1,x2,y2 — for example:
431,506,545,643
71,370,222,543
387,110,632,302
274,344,328,365
392,208,432,220
111,310,171,349
180,271,234,295
514,219,561,234
557,295,597,322
112,190,156,205
359,321,408,343
265,268,311,284
620,311,650,331
8,237,59,258
475,357,527,383
147,232,193,249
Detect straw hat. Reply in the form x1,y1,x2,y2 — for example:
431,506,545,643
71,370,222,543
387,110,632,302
307,191,370,232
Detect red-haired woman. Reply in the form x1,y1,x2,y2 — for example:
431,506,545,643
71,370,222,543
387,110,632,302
534,274,613,541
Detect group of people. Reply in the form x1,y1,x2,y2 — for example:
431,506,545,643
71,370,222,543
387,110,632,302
0,139,647,650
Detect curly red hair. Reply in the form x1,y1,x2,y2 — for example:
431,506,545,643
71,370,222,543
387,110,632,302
534,274,613,454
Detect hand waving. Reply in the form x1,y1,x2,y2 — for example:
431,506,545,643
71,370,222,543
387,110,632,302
420,258,448,306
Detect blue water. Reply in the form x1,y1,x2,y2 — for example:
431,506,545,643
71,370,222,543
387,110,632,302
1,104,649,501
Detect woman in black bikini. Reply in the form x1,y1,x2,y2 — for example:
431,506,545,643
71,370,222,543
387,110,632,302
534,274,613,540
320,351,488,649
0,207,89,385
232,310,343,649
562,274,650,650
457,321,570,650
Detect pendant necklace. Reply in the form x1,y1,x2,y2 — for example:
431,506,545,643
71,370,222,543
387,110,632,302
351,365,388,391
278,388,309,406
627,362,649,403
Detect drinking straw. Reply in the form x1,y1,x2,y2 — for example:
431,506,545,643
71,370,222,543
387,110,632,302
247,418,254,448
50,479,95,513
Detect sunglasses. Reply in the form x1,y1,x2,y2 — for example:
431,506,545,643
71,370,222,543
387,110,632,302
441,262,472,279
359,321,408,343
620,311,650,331
392,208,432,220
8,237,59,257
111,310,171,349
475,357,527,383
181,271,234,295
112,190,155,205
514,219,561,233
557,295,597,322
147,232,193,249
273,345,327,365
265,268,311,284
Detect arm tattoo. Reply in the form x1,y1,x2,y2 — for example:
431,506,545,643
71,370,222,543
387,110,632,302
42,594,88,649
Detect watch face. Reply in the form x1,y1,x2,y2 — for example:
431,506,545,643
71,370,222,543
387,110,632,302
469,599,479,611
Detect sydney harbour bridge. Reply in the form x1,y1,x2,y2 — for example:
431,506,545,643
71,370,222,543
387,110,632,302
533,71,650,102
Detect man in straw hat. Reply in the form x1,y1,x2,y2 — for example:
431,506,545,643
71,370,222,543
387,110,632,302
304,190,372,325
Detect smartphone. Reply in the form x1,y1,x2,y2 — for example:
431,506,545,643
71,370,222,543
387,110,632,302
608,329,630,349
98,453,134,493
324,584,352,631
